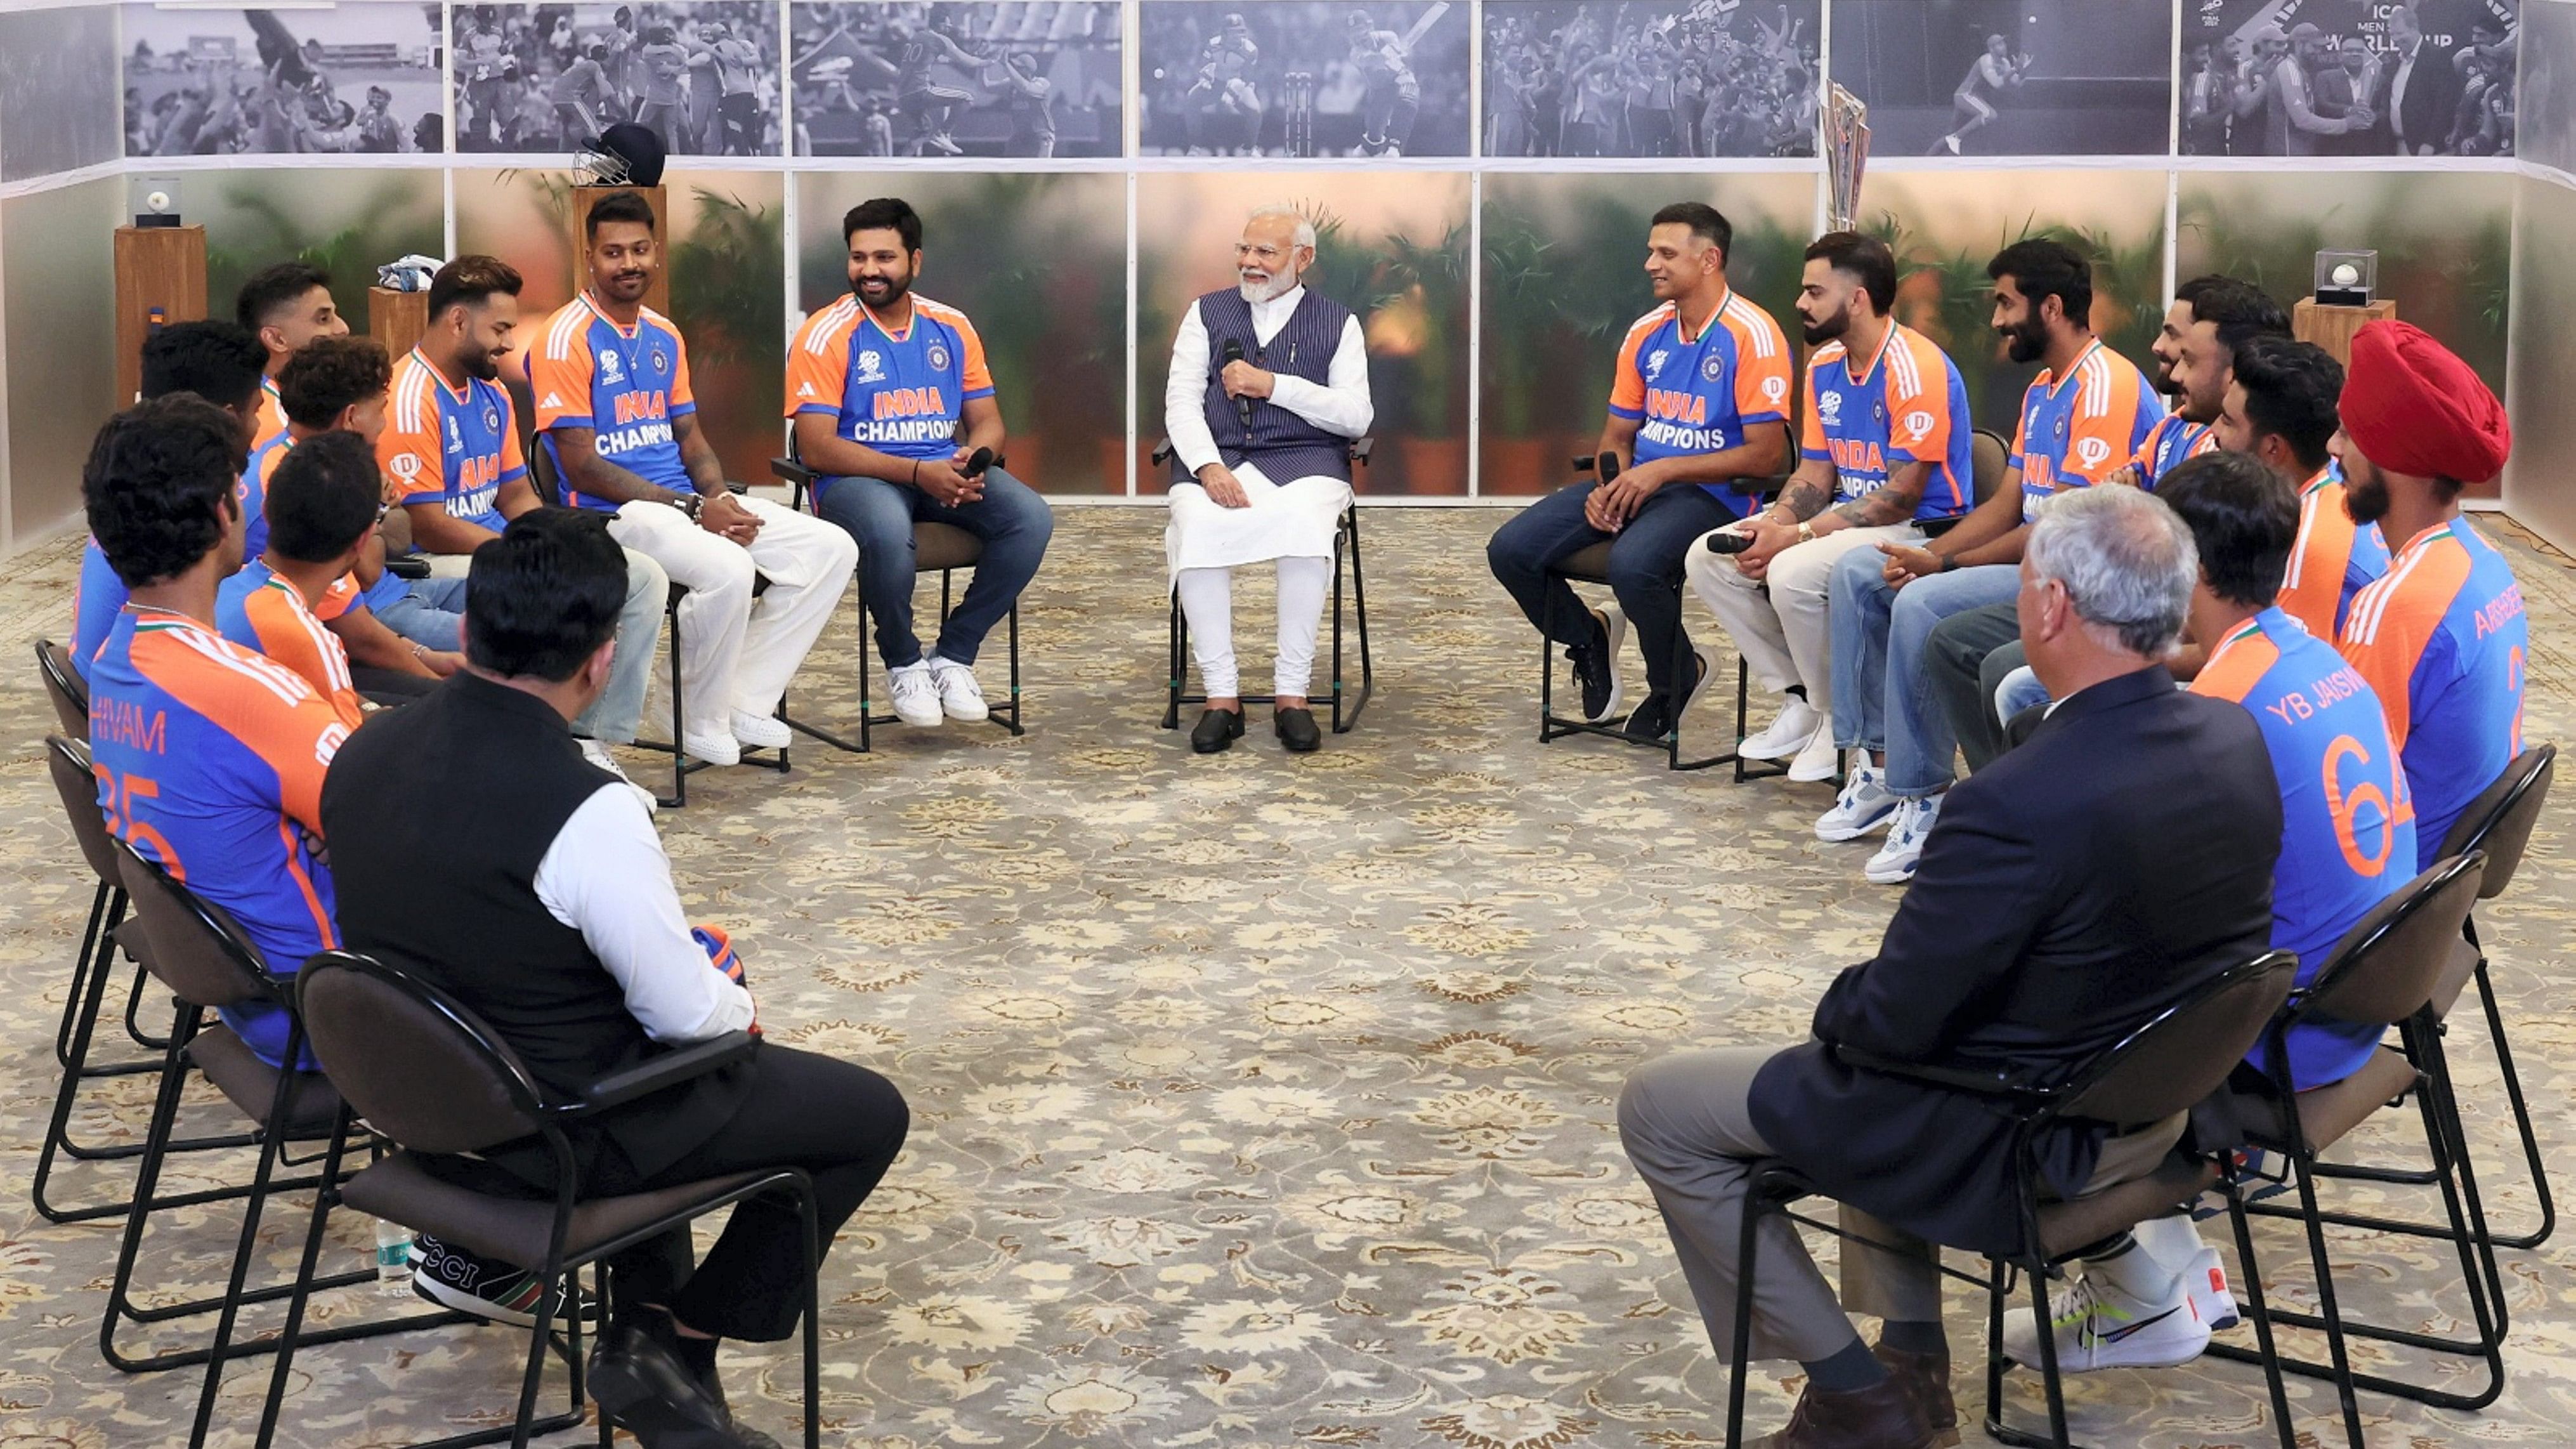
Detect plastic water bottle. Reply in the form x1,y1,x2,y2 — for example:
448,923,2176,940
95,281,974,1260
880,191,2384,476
374,1219,414,1297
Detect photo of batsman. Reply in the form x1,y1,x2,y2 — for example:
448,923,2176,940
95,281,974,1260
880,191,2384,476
1139,1,1472,157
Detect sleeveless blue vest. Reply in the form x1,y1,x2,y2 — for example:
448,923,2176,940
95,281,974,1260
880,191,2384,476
1174,287,1356,487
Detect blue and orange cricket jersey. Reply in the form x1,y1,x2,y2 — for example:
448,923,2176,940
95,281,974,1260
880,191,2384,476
239,429,295,564
88,606,351,1068
1607,289,1795,518
252,376,287,452
2277,465,2390,644
2129,412,2216,490
380,348,526,534
2193,607,2415,1089
2339,519,2527,869
2013,339,2165,521
1800,322,1974,523
785,293,994,509
216,561,367,729
530,291,698,505
72,537,127,681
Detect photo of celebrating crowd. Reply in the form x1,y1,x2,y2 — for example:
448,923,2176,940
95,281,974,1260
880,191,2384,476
792,2,1120,157
450,1,783,156
1480,0,1819,159
122,3,442,155
1139,1,1472,157
1832,0,2171,157
2182,0,2519,157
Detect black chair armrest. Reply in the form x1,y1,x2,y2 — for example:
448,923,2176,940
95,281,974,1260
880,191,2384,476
1831,1043,2056,1104
384,554,431,581
1350,436,1375,464
570,1032,759,1116
1151,438,1174,467
724,481,750,496
1571,453,1599,475
768,457,814,486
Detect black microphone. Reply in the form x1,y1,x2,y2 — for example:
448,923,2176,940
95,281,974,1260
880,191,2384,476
960,446,995,479
1222,339,1252,430
1596,452,1620,482
1703,528,1755,556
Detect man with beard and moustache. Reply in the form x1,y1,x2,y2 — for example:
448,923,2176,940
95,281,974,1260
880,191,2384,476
2216,336,2387,643
1685,232,1973,786
534,192,856,771
787,198,1053,731
382,256,669,760
2332,321,2526,867
1821,240,2160,884
1485,203,1794,749
1941,277,2293,757
1162,206,1374,756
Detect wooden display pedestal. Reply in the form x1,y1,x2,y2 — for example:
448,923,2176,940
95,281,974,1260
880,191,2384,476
114,225,207,403
368,287,429,362
2293,298,2399,369
562,183,670,317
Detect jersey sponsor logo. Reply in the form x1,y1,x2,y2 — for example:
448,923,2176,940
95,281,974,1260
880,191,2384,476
316,719,351,764
927,342,951,371
1817,390,1843,426
870,386,950,420
390,452,422,483
856,349,887,383
797,381,820,399
542,392,565,410
2074,436,2113,469
1904,409,1934,438
1762,375,1789,405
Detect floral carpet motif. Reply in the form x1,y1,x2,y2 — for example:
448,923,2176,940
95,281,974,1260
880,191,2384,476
0,507,2570,1448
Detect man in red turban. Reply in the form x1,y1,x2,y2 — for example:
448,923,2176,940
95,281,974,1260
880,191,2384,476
2329,319,2528,864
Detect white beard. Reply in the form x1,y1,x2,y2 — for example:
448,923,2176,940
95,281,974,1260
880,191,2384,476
1238,269,1300,303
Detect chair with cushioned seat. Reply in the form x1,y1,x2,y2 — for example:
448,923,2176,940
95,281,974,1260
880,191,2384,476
104,839,460,1446
769,445,1026,752
256,951,820,1449
38,642,167,1054
1149,435,1376,735
1722,950,2301,1449
2202,852,2495,1448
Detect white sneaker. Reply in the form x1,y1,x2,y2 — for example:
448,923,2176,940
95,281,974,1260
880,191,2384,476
1579,605,1629,724
729,711,792,751
928,656,989,722
577,739,658,815
1864,792,1943,883
889,662,944,726
1786,721,1841,783
681,730,741,768
2185,1245,2240,1332
1814,764,1897,842
1675,645,1720,726
2001,1268,2213,1373
1740,696,1821,760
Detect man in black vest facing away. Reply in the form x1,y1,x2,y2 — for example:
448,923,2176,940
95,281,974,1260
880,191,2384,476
1163,204,1375,754
323,510,908,1449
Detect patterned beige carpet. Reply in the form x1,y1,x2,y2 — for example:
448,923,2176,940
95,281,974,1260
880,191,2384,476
0,506,2570,1449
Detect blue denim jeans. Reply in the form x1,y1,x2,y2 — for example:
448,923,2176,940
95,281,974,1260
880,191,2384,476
1485,480,1739,697
1827,554,2020,798
571,546,669,745
372,575,470,651
812,468,1054,669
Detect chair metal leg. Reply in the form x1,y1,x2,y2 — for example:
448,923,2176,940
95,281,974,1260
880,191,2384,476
1164,588,1185,730
126,955,172,1051
188,1028,304,1446
1982,1258,2011,1445
55,881,110,1068
2298,1159,2369,1448
2468,956,2555,1248
1342,506,1375,731
1722,1172,1763,1449
1000,598,1025,736
801,1181,823,1449
2222,1173,2302,1449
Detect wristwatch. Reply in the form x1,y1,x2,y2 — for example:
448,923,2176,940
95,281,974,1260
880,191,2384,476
1796,521,1815,544
672,492,705,520
1939,554,1960,573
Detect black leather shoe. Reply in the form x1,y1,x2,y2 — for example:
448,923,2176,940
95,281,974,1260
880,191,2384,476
589,1319,745,1449
1275,707,1322,753
696,1366,783,1449
1623,691,1674,742
1190,707,1244,754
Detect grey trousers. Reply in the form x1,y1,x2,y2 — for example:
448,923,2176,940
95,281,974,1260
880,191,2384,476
1618,1045,2185,1365
1925,601,2024,775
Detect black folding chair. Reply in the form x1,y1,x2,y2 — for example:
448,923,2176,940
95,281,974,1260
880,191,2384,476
769,442,1026,751
2202,853,2497,1446
528,442,789,810
1722,952,2300,1449
38,641,171,1059
1149,436,1376,734
259,952,819,1449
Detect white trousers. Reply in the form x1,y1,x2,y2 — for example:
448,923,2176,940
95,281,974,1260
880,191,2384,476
1685,521,1921,716
1177,556,1331,700
607,496,858,732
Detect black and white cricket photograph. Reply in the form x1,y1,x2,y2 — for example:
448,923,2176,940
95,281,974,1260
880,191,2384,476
122,3,443,155
1482,0,1821,158
2181,0,2520,157
1138,1,1472,157
792,1,1121,157
452,2,783,157
1828,0,2170,156
4,6,122,181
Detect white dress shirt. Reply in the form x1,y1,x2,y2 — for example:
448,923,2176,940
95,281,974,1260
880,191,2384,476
1165,285,1374,479
533,784,755,1043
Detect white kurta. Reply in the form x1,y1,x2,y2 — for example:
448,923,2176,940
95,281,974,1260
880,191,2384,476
1163,286,1373,583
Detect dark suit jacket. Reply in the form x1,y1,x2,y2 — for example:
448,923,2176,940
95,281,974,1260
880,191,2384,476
1749,665,2281,1256
2390,43,2464,155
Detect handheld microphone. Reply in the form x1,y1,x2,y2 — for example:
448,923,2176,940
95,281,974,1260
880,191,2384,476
1222,339,1252,429
960,446,995,479
1703,528,1755,556
1596,452,1619,482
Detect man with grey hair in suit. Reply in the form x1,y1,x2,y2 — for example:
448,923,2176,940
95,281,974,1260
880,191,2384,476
1163,204,1374,756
